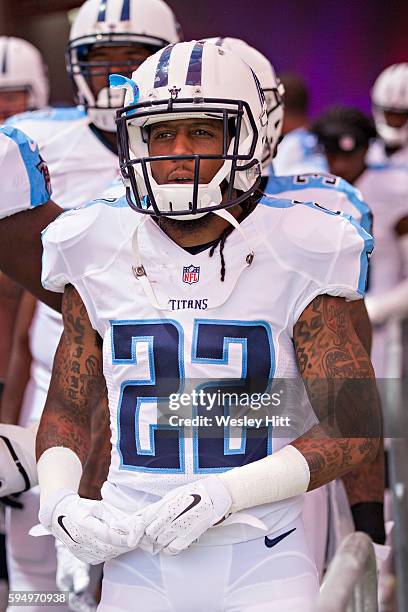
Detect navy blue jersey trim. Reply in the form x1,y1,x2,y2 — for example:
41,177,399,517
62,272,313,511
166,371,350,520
97,0,108,22
186,42,204,86
154,44,175,88
121,0,130,20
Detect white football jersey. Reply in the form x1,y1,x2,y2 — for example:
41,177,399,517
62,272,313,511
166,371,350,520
367,139,408,167
265,172,372,233
273,128,328,176
356,164,408,378
41,194,371,543
355,164,408,297
6,107,120,424
0,125,51,218
7,107,118,208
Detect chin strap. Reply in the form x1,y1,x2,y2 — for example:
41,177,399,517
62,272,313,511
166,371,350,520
131,208,255,312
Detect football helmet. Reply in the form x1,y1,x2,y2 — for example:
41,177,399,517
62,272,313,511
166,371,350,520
66,0,181,132
372,63,408,148
0,37,49,110
113,40,267,218
204,37,284,171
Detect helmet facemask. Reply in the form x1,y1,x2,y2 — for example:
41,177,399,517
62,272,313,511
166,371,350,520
116,93,263,219
66,35,162,132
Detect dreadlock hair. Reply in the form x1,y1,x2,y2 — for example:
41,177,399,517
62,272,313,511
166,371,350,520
209,189,262,282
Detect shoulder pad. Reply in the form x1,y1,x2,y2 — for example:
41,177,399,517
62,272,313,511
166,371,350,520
41,196,130,293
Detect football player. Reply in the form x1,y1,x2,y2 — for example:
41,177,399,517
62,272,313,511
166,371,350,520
1,0,180,608
272,73,326,176
0,36,49,400
312,106,408,376
369,63,408,166
32,41,380,611
0,36,49,610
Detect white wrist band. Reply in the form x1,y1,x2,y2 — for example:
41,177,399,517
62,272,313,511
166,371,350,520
37,446,82,507
219,444,310,513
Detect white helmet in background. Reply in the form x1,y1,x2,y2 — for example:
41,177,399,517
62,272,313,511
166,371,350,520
0,37,49,109
113,40,267,218
371,63,408,148
205,37,284,172
66,0,182,132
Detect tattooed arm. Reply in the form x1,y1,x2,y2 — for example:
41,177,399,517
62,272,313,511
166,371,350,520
78,396,111,500
35,285,134,565
36,284,106,465
292,294,381,491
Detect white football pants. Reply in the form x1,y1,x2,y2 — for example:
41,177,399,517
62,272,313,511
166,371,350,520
98,516,319,612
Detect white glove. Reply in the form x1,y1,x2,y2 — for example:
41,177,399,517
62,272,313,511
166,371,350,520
135,477,232,556
36,490,143,565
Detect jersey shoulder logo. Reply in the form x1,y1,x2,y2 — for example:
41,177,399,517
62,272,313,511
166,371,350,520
37,155,52,197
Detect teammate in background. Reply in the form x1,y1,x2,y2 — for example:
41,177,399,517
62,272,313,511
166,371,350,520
32,40,380,611
312,106,408,376
369,63,408,166
1,0,181,608
273,73,326,175
0,36,49,610
0,35,49,399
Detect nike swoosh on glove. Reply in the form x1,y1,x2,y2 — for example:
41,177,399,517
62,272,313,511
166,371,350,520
38,490,144,565
135,477,232,556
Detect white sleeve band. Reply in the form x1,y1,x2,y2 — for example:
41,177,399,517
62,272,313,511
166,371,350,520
219,444,310,513
37,447,82,507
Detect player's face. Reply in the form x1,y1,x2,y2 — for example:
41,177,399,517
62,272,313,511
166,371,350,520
0,89,29,122
383,110,408,129
86,44,152,95
324,147,367,185
148,119,226,185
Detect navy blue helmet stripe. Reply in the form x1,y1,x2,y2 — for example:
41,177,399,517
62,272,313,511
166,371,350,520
154,44,175,88
186,42,204,86
1,39,8,74
97,0,108,22
120,0,130,20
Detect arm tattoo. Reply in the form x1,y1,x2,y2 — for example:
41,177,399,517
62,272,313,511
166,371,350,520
292,295,382,490
79,396,111,500
36,285,106,466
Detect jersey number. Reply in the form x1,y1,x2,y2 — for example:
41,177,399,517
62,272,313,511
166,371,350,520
112,320,274,473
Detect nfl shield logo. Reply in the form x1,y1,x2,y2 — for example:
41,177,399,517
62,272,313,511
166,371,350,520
183,264,200,285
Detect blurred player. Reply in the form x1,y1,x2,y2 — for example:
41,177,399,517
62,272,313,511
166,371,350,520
2,0,180,608
273,73,326,175
312,106,408,376
0,36,49,610
31,41,380,612
369,63,408,166
0,35,48,408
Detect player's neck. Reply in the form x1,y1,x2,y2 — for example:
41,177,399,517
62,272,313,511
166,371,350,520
282,114,308,136
155,202,244,248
